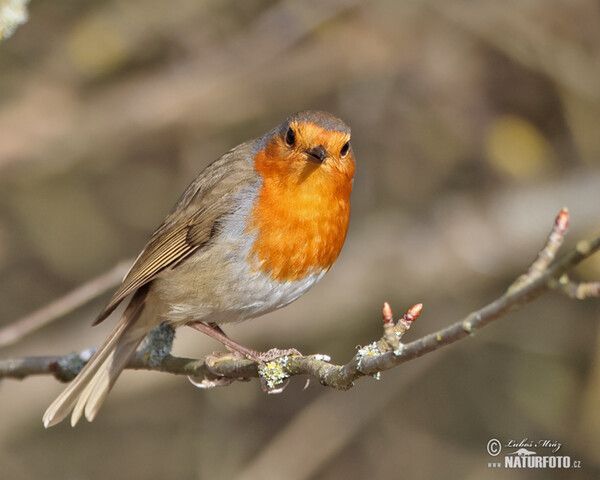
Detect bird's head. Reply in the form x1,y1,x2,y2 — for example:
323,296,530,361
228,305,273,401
254,110,355,189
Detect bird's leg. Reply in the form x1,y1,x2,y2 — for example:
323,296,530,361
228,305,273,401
188,321,263,361
187,321,301,363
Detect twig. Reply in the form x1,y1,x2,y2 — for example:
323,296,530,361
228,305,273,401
1,209,599,393
0,260,131,348
508,207,569,293
556,276,600,300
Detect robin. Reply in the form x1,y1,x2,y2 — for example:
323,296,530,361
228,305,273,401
43,110,355,427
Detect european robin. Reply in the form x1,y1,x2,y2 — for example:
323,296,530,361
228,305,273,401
43,110,355,427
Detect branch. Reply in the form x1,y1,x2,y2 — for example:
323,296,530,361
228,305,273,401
0,260,131,348
1,208,599,392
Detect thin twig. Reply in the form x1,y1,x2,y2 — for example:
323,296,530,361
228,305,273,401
557,275,600,299
508,206,568,293
0,260,131,348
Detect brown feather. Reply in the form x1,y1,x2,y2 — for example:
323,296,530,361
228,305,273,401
43,286,148,427
93,141,259,325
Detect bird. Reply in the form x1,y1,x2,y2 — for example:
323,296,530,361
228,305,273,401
43,110,355,427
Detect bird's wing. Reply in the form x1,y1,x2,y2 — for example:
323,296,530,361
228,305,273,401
93,142,258,325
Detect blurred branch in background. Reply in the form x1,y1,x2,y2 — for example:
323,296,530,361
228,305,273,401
0,260,130,347
424,0,600,102
0,0,363,172
2,210,599,396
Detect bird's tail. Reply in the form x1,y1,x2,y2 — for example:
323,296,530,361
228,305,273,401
43,288,150,427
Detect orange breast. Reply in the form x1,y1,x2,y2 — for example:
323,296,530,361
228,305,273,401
247,147,354,282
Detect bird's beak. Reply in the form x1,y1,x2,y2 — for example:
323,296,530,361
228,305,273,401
305,145,327,164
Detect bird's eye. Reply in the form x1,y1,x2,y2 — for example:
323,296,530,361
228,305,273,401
285,127,296,147
340,141,350,158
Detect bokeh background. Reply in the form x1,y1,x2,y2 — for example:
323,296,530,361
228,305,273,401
1,0,600,478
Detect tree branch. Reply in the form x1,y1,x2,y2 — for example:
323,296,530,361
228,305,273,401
0,260,131,348
1,208,599,392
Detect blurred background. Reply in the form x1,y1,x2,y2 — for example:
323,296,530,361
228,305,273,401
1,0,600,478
